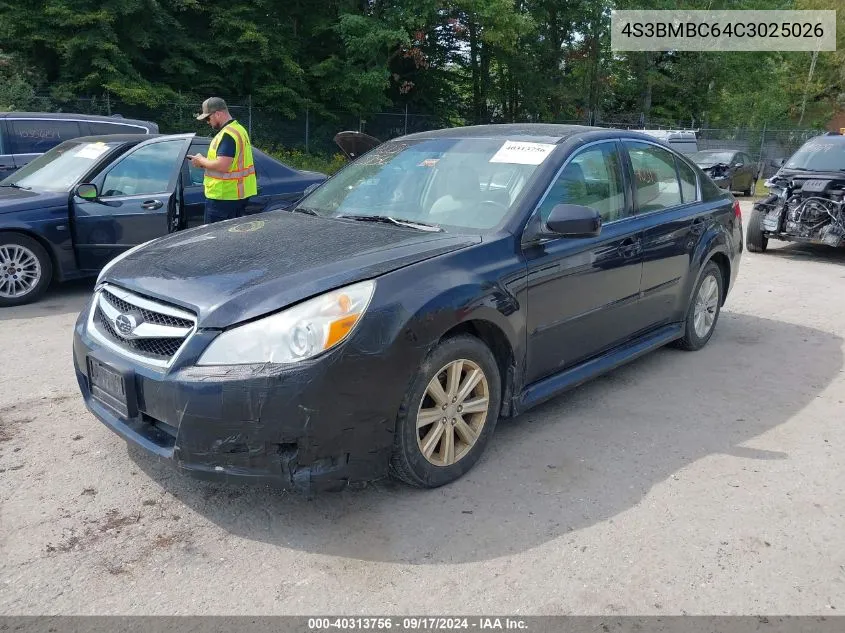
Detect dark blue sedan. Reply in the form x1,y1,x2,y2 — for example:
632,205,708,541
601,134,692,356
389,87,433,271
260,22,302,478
72,124,743,492
0,133,326,306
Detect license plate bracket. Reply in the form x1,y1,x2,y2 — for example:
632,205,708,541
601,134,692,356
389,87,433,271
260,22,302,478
87,356,137,418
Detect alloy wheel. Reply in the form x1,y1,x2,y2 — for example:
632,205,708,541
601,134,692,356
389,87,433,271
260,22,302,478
0,244,42,299
693,274,719,339
416,358,490,467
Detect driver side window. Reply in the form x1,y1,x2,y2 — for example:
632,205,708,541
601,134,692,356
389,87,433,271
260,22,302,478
538,142,627,224
101,141,183,198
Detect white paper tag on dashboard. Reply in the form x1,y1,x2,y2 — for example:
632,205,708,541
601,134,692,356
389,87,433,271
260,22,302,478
75,143,110,160
489,140,556,165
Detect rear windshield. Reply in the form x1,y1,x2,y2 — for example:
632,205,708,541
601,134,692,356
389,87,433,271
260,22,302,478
691,151,734,166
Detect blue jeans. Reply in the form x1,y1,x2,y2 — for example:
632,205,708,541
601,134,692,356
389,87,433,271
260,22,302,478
204,198,250,224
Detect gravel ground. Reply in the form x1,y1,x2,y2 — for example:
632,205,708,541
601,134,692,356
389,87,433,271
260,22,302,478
1,200,844,615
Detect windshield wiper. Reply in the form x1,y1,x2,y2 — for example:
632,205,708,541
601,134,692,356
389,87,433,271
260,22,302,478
338,214,443,232
292,207,320,216
0,183,30,190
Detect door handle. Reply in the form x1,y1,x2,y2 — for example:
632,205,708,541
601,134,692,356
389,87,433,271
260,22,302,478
618,237,641,258
141,199,164,210
690,218,706,235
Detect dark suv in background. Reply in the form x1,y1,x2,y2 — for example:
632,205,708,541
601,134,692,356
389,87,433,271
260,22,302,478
0,112,159,177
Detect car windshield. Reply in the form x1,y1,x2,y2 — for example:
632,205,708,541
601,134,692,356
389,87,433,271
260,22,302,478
0,140,122,192
294,137,551,231
784,137,845,172
691,151,734,166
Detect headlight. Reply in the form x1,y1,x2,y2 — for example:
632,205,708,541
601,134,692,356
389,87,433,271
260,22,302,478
96,239,156,285
197,279,376,366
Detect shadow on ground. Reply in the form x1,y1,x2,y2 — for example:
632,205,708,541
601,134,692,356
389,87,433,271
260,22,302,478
129,311,842,565
764,241,845,264
0,279,94,322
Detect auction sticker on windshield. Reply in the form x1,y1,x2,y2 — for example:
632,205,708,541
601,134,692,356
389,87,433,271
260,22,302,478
74,142,110,160
490,141,556,165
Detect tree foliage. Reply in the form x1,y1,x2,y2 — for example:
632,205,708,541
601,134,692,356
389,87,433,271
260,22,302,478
0,0,841,128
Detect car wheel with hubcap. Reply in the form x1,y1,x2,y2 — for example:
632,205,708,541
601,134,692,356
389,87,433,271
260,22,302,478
674,260,723,351
0,233,52,307
390,335,501,488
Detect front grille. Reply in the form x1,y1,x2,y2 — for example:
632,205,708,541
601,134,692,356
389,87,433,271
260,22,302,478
95,307,184,359
102,289,193,329
89,284,196,367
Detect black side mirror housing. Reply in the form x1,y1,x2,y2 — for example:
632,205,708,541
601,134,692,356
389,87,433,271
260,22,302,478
75,183,99,201
545,203,602,238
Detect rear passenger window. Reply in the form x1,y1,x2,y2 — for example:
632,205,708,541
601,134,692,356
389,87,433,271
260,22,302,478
7,119,82,154
625,142,683,213
88,122,149,136
676,158,697,203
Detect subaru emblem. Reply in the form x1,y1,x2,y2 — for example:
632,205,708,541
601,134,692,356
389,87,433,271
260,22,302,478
115,313,137,337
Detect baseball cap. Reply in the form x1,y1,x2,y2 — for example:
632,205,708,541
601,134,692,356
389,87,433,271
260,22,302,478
196,97,228,121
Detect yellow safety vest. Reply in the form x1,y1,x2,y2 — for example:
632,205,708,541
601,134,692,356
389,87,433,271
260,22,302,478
204,120,258,200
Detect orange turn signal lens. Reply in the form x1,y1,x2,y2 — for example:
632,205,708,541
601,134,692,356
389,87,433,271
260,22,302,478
326,314,360,348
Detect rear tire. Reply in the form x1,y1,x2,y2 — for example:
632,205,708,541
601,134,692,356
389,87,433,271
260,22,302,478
674,261,723,352
390,335,501,488
746,207,768,253
0,233,52,307
743,180,754,197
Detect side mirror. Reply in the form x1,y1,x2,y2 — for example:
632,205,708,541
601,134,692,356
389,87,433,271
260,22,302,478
546,204,602,238
777,158,786,167
75,183,99,201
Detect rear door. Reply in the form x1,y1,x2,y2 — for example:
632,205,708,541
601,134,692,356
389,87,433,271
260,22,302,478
624,139,706,330
72,134,193,271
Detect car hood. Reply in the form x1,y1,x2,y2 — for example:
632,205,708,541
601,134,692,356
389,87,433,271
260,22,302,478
104,211,481,328
0,187,68,213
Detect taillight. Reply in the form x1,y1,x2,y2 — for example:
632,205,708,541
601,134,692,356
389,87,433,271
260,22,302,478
733,199,742,219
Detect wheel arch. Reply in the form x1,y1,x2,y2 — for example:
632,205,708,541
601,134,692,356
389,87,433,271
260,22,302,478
437,318,518,418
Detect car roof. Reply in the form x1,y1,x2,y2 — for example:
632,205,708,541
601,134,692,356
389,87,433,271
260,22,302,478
0,111,157,125
56,134,157,144
396,123,671,145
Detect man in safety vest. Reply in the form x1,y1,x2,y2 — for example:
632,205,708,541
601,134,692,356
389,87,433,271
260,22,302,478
190,97,257,224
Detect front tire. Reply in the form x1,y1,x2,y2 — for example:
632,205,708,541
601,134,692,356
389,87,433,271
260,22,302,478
0,233,52,307
675,261,723,351
390,335,501,488
746,207,768,253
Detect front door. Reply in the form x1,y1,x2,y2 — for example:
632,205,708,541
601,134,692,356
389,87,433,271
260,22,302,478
72,135,193,271
523,140,644,384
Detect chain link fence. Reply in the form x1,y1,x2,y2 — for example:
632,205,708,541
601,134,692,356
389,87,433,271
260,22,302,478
20,95,826,177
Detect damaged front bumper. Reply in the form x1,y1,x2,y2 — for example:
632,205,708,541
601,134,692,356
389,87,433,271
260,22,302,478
72,310,401,493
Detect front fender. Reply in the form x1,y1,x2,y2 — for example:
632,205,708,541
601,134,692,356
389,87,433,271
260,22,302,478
0,206,77,281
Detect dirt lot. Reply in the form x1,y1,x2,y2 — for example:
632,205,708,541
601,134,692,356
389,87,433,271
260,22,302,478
2,200,844,615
